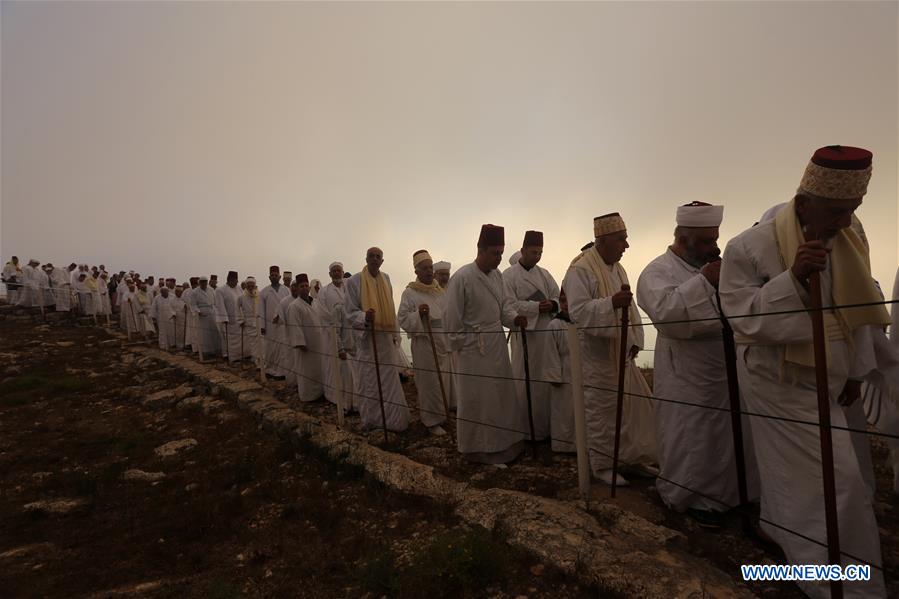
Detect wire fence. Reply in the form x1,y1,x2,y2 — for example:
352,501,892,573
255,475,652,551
5,280,897,584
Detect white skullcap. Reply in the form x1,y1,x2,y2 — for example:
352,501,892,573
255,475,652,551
245,276,256,283
676,203,724,228
329,261,343,271
433,261,451,271
198,275,209,281
508,251,521,266
28,258,39,265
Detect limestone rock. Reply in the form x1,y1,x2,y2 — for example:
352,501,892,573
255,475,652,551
23,498,89,515
154,438,197,457
123,469,166,482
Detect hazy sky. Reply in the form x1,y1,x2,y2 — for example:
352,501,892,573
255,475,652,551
2,1,897,306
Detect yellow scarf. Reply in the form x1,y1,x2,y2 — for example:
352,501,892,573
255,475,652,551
775,199,889,367
361,267,397,331
86,278,99,292
570,247,640,364
406,280,444,295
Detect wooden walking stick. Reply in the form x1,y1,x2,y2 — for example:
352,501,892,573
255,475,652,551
519,326,538,459
332,325,346,428
715,287,752,534
424,311,453,443
368,311,390,444
809,268,844,599
610,284,631,498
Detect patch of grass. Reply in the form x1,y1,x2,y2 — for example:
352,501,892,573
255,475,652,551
401,527,512,598
207,579,244,599
0,368,91,406
356,546,400,596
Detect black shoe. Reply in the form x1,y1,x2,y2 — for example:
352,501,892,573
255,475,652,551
686,508,724,530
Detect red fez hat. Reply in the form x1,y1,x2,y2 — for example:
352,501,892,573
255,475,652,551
189,277,199,284
477,224,505,247
522,230,543,247
227,270,238,279
810,145,872,170
269,265,280,273
297,273,309,284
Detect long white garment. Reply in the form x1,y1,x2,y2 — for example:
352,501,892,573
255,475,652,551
286,297,326,402
36,269,53,307
169,295,188,350
182,288,196,349
97,280,112,316
345,272,410,432
188,287,220,358
637,248,759,512
132,291,153,331
150,295,175,349
260,284,290,376
503,262,561,440
214,285,242,360
237,292,262,362
49,269,72,311
562,258,657,473
278,294,298,385
444,262,525,460
720,219,884,599
546,316,575,452
17,265,38,307
120,290,140,335
74,278,94,315
318,282,359,411
398,285,451,428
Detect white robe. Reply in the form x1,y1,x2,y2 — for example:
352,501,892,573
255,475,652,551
720,219,884,599
169,295,188,349
286,297,326,402
237,292,262,363
398,285,451,428
546,316,575,453
188,287,220,358
444,262,525,461
150,295,176,349
36,270,53,307
260,284,290,376
214,285,242,360
318,281,357,410
561,258,657,474
278,294,298,385
49,269,72,312
637,248,759,512
97,280,112,316
17,265,39,307
345,271,410,432
132,291,153,332
182,288,196,349
120,290,140,335
503,262,561,440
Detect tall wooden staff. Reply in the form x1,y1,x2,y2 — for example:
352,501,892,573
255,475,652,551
809,268,843,599
610,284,630,498
715,288,752,534
519,327,538,458
423,309,453,443
367,310,390,444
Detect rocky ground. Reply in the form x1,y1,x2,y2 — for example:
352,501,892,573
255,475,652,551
1,305,896,597
0,309,593,598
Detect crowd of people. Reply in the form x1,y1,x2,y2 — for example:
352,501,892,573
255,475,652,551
3,145,897,598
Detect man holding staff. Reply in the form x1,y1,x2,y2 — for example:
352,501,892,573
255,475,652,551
720,145,887,598
398,249,451,436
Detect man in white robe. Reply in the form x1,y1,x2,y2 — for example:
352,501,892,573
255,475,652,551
237,277,262,364
189,276,220,360
286,274,326,403
445,224,527,463
150,286,176,350
98,272,112,317
120,280,140,335
48,264,72,312
169,285,188,350
36,264,53,307
504,230,561,442
637,202,759,528
214,271,242,362
74,271,93,314
562,213,657,486
184,277,199,353
2,256,22,304
318,261,358,413
398,250,451,435
720,145,886,598
345,247,410,432
260,266,290,378
17,259,41,307
433,260,458,412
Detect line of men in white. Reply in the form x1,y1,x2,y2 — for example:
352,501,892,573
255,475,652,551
3,145,897,598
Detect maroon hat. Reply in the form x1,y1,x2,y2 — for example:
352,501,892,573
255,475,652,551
800,145,873,199
477,224,505,247
226,270,238,279
297,273,309,284
269,265,280,274
522,230,543,247
810,145,872,170
189,277,199,284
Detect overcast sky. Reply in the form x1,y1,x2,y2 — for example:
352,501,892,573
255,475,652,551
2,1,897,311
